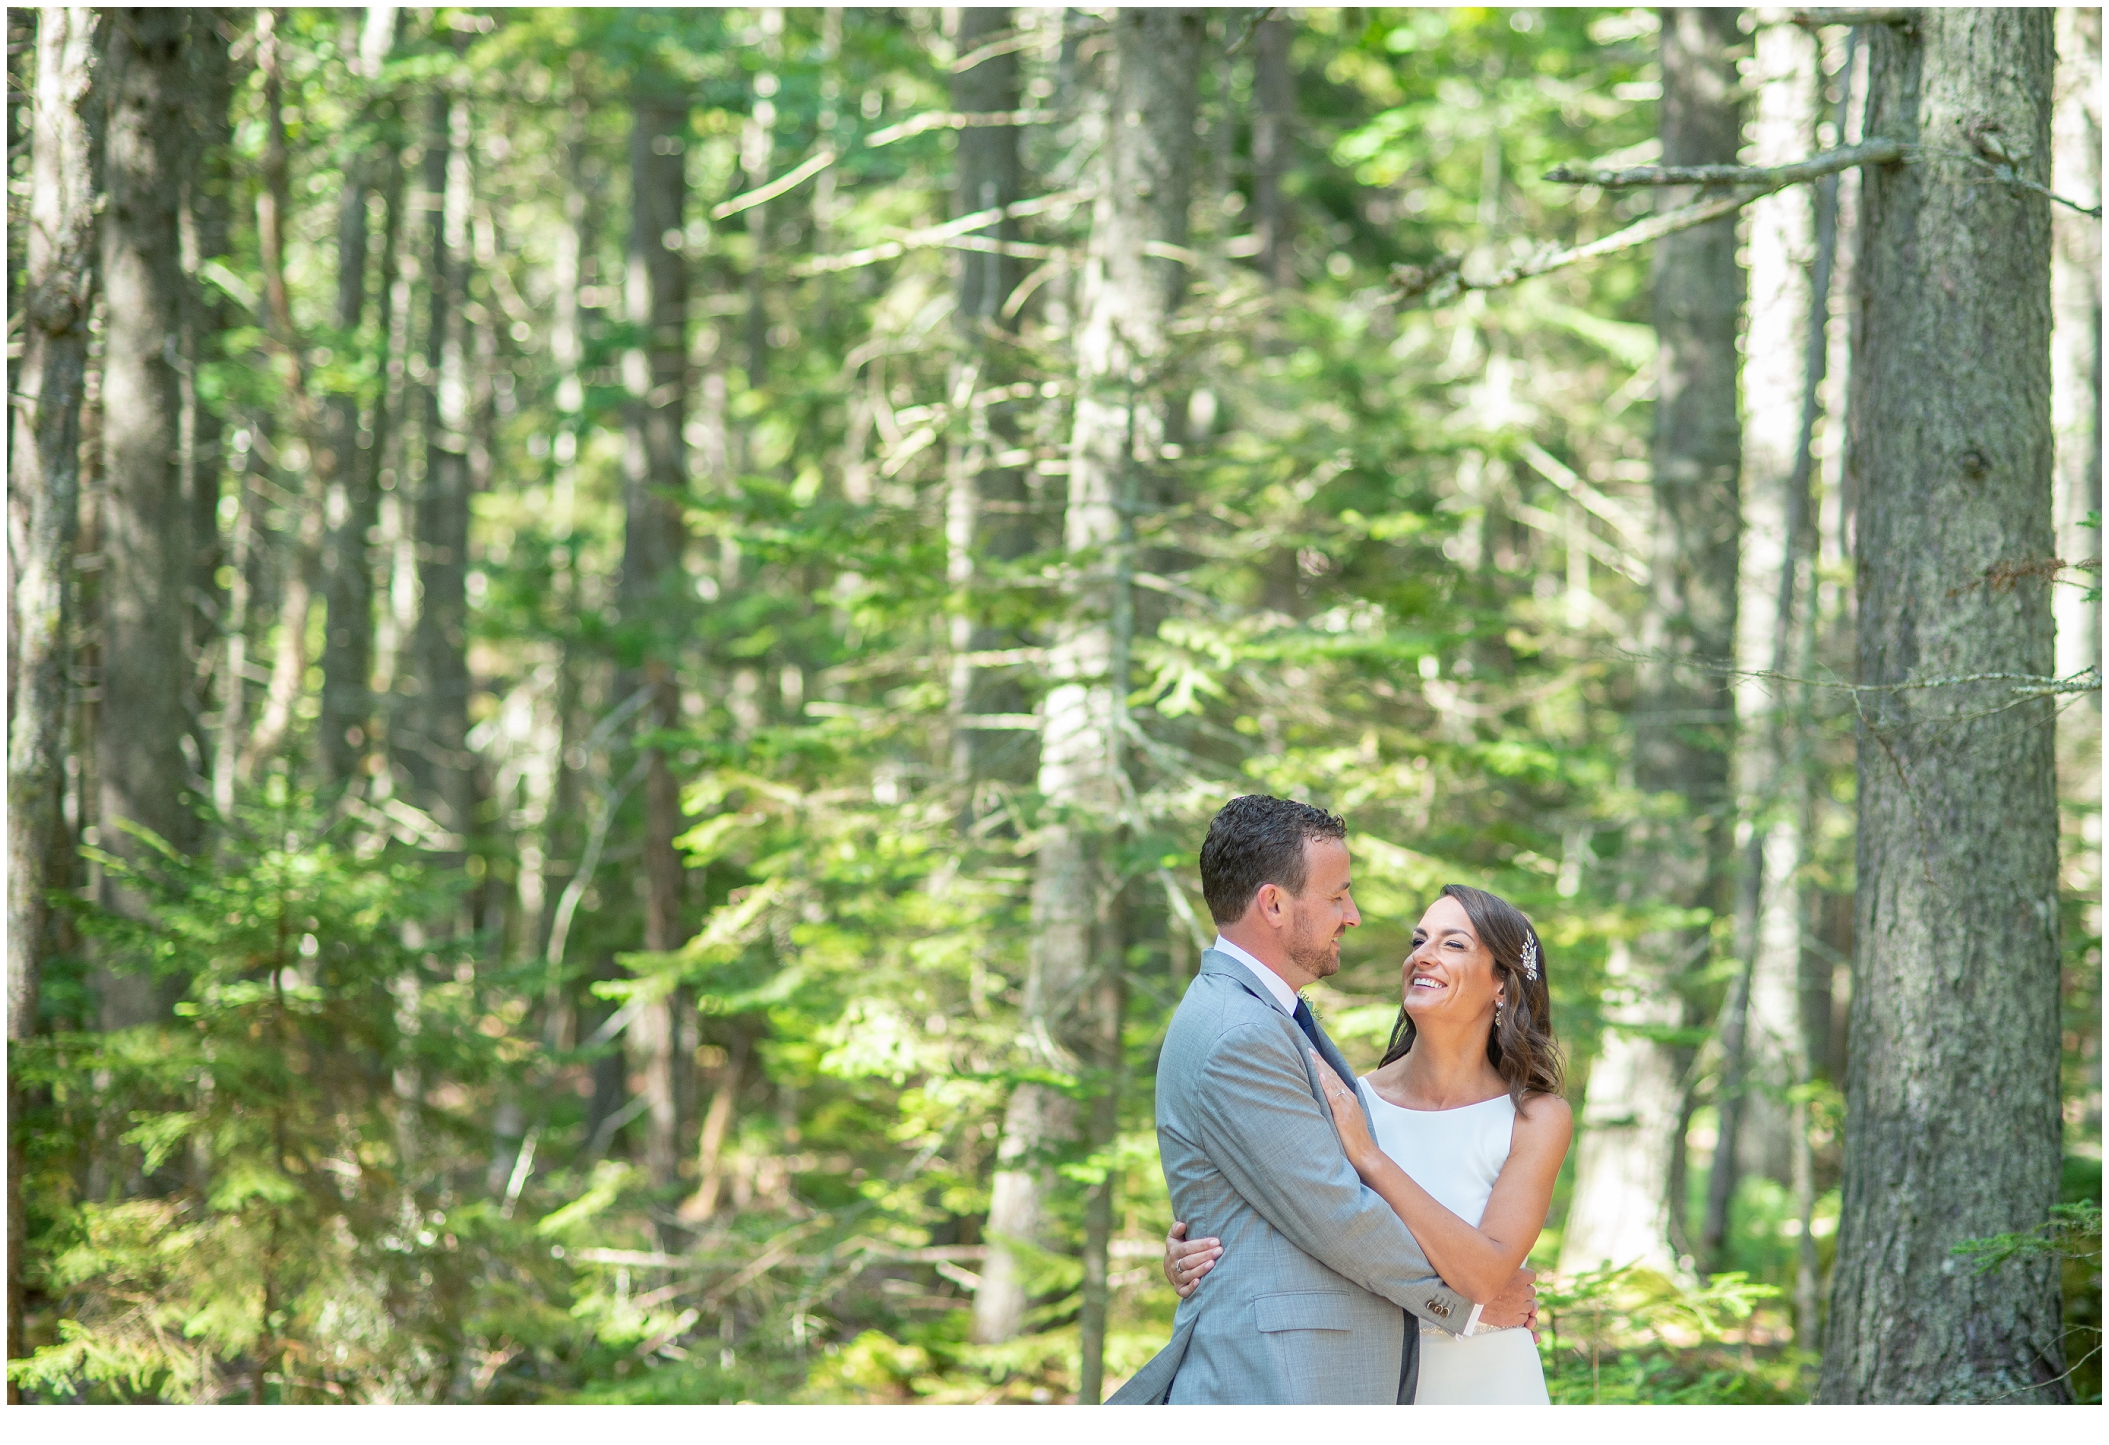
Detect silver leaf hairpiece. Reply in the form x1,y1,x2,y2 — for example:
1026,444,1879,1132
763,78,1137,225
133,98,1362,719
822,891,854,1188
1520,934,1540,982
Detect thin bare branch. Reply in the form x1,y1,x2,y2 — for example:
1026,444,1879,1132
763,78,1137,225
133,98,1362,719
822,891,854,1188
951,19,1102,74
711,146,836,221
1396,140,1907,307
1789,8,1915,29
796,188,1093,276
1544,136,1905,188
1224,8,1279,58
1392,189,1759,306
1551,137,2098,220
866,108,1060,148
1671,658,2100,700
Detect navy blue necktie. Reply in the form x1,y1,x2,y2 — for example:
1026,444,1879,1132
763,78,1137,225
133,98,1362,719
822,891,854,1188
1292,996,1326,1059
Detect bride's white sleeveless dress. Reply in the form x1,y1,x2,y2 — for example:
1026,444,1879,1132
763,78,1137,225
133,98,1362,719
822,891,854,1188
1359,1081,1551,1405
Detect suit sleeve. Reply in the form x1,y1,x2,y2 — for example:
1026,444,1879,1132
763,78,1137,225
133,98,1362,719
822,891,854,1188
1183,1018,1473,1333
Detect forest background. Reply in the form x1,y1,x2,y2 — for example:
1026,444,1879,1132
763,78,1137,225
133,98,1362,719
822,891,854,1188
4,3,2102,1407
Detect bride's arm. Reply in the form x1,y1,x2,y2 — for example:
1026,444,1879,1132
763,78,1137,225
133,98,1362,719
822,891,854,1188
1310,1053,1571,1305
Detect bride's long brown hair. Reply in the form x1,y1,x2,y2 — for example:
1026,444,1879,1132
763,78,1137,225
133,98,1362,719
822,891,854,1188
1378,884,1565,1115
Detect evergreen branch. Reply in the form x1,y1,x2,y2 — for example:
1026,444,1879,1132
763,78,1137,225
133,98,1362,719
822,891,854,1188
1952,1201,2103,1273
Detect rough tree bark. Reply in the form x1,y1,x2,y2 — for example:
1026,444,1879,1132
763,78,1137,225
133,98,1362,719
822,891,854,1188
98,7,199,1027
8,7,101,1394
1563,6,1744,1278
1818,8,2071,1405
973,15,1204,1403
1707,10,1830,1269
621,94,692,1189
944,6,1029,799
2052,6,2101,691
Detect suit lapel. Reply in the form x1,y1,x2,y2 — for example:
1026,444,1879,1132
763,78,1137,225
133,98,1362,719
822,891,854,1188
1304,1005,1376,1133
1199,950,1375,1132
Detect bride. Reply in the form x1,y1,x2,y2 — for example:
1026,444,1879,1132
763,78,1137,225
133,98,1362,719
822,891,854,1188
1162,883,1572,1405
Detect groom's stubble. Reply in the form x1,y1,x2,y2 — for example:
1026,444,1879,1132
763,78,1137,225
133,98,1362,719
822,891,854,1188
1285,913,1343,982
1283,864,1350,982
1269,836,1357,987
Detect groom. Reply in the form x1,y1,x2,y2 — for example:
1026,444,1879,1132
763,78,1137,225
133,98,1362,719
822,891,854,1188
1110,794,1537,1404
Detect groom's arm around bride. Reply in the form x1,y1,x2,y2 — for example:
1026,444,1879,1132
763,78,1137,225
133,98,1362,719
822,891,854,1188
1108,796,1532,1405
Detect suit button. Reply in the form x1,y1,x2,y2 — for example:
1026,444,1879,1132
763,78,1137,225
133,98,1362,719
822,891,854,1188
1425,1299,1449,1318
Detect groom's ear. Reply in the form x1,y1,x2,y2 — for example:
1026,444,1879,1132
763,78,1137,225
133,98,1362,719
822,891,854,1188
1252,880,1286,924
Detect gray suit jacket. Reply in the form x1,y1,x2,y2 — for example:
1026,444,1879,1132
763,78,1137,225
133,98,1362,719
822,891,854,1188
1109,949,1472,1405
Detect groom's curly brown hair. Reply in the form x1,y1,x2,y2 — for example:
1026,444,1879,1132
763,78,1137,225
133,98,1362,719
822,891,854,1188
1198,794,1348,925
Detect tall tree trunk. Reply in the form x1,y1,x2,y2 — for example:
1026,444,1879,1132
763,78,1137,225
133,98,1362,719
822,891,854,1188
4,10,29,331
742,8,781,389
179,11,234,788
323,129,405,786
945,6,1027,799
1251,15,1293,287
544,76,608,1150
623,95,692,1189
2052,7,2101,692
1818,9,2070,1404
98,7,198,1028
1707,10,1830,1267
242,9,335,780
551,66,588,524
1563,6,1744,1278
974,15,1204,1389
402,84,473,854
320,16,400,786
8,8,101,1395
1787,32,1855,1357
1803,25,1868,1119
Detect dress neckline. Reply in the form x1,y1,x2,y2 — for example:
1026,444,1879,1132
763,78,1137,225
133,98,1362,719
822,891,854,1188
1358,1077,1514,1116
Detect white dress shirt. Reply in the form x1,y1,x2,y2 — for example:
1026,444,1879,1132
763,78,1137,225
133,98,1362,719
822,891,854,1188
1209,932,1486,1336
1210,933,1298,1014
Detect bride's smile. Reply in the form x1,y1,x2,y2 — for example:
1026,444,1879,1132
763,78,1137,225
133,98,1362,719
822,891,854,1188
1398,899,1502,1023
